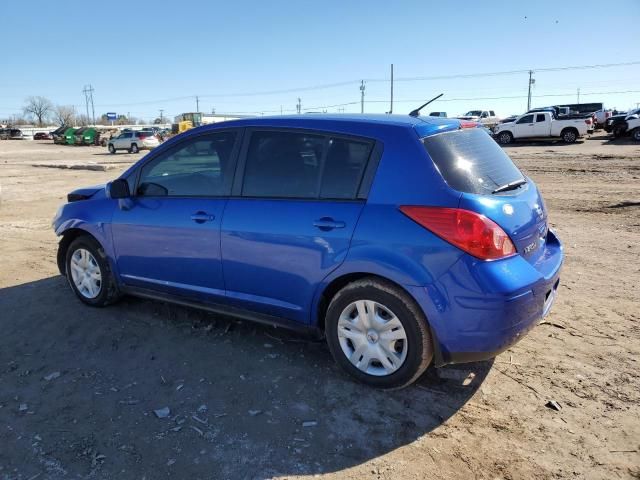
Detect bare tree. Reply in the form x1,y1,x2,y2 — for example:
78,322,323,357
23,96,53,126
53,105,76,126
76,114,90,126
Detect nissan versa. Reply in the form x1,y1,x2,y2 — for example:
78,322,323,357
52,114,563,389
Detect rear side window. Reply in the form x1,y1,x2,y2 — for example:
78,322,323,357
422,128,524,195
242,131,372,199
536,114,546,122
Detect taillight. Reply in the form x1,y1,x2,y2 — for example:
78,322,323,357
585,119,592,125
459,120,479,129
399,206,516,260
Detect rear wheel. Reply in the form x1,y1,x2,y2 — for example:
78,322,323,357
561,128,578,143
325,278,433,389
129,143,139,154
65,235,120,307
108,144,115,154
497,131,513,145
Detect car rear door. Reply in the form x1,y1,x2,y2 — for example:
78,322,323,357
111,129,241,301
220,129,377,324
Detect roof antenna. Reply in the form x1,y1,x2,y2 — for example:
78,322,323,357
409,93,444,117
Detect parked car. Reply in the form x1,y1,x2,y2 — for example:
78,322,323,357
52,115,563,389
9,129,24,140
624,117,640,142
457,110,500,128
605,108,640,137
108,130,159,153
34,132,53,140
494,111,591,144
428,112,447,117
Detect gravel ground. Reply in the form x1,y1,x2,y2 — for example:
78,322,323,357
0,136,638,479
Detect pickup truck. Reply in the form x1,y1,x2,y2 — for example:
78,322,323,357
457,110,499,127
605,108,640,137
624,117,640,141
527,106,595,133
494,111,591,144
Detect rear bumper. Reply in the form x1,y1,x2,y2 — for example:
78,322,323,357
408,229,563,366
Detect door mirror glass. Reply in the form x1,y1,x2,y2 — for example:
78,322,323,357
109,178,130,199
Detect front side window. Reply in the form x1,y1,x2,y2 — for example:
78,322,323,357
516,114,534,124
137,131,237,197
242,131,372,199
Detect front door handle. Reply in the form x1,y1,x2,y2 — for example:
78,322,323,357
313,217,346,231
191,211,215,224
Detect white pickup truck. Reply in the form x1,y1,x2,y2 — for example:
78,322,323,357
457,110,500,128
494,111,591,144
625,117,640,141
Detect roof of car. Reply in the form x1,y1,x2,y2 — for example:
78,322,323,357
198,114,462,138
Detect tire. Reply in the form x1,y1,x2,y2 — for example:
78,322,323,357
561,128,578,143
633,129,640,142
325,278,434,389
497,131,513,145
108,144,116,154
612,125,626,138
129,143,139,154
65,235,120,307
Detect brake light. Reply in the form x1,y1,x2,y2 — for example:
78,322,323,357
585,119,592,125
399,206,516,260
459,120,479,129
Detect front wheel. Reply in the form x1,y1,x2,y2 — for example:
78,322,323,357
325,278,434,389
108,144,115,154
497,131,513,145
632,129,640,142
65,235,120,307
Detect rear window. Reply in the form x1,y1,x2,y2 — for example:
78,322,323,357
422,128,524,195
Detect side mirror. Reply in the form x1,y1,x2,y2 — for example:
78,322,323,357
108,178,130,199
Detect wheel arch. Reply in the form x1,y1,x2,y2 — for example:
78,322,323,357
56,228,100,276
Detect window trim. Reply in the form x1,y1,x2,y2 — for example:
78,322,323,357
231,127,381,201
131,128,243,199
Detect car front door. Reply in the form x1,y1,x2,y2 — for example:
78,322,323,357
533,113,549,136
111,129,240,301
513,114,535,138
221,129,376,324
114,132,131,149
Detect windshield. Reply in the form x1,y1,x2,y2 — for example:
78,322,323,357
423,128,525,195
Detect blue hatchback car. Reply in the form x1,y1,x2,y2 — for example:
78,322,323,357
53,114,563,389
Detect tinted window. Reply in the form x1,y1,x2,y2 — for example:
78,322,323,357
516,114,534,124
320,138,372,199
490,111,495,116
137,131,237,197
536,114,546,122
422,128,524,195
242,131,324,198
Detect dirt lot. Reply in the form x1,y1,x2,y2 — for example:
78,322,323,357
0,136,639,480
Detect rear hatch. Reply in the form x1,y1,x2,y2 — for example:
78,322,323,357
422,128,549,265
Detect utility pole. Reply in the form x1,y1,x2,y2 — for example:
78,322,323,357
82,84,95,125
360,80,365,114
159,109,164,123
389,64,394,114
577,88,580,104
296,97,301,114
526,71,534,111
196,96,200,113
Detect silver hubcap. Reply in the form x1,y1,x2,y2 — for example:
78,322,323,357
70,248,102,299
337,300,408,376
565,132,575,142
501,133,510,143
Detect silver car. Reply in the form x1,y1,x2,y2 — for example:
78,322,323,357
108,131,159,154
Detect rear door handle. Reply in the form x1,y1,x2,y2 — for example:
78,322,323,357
191,211,215,224
313,217,346,231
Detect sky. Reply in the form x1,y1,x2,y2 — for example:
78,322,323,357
1,0,639,123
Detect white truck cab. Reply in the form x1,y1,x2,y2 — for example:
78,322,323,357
494,111,590,144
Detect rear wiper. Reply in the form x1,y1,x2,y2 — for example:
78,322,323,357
492,178,527,194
